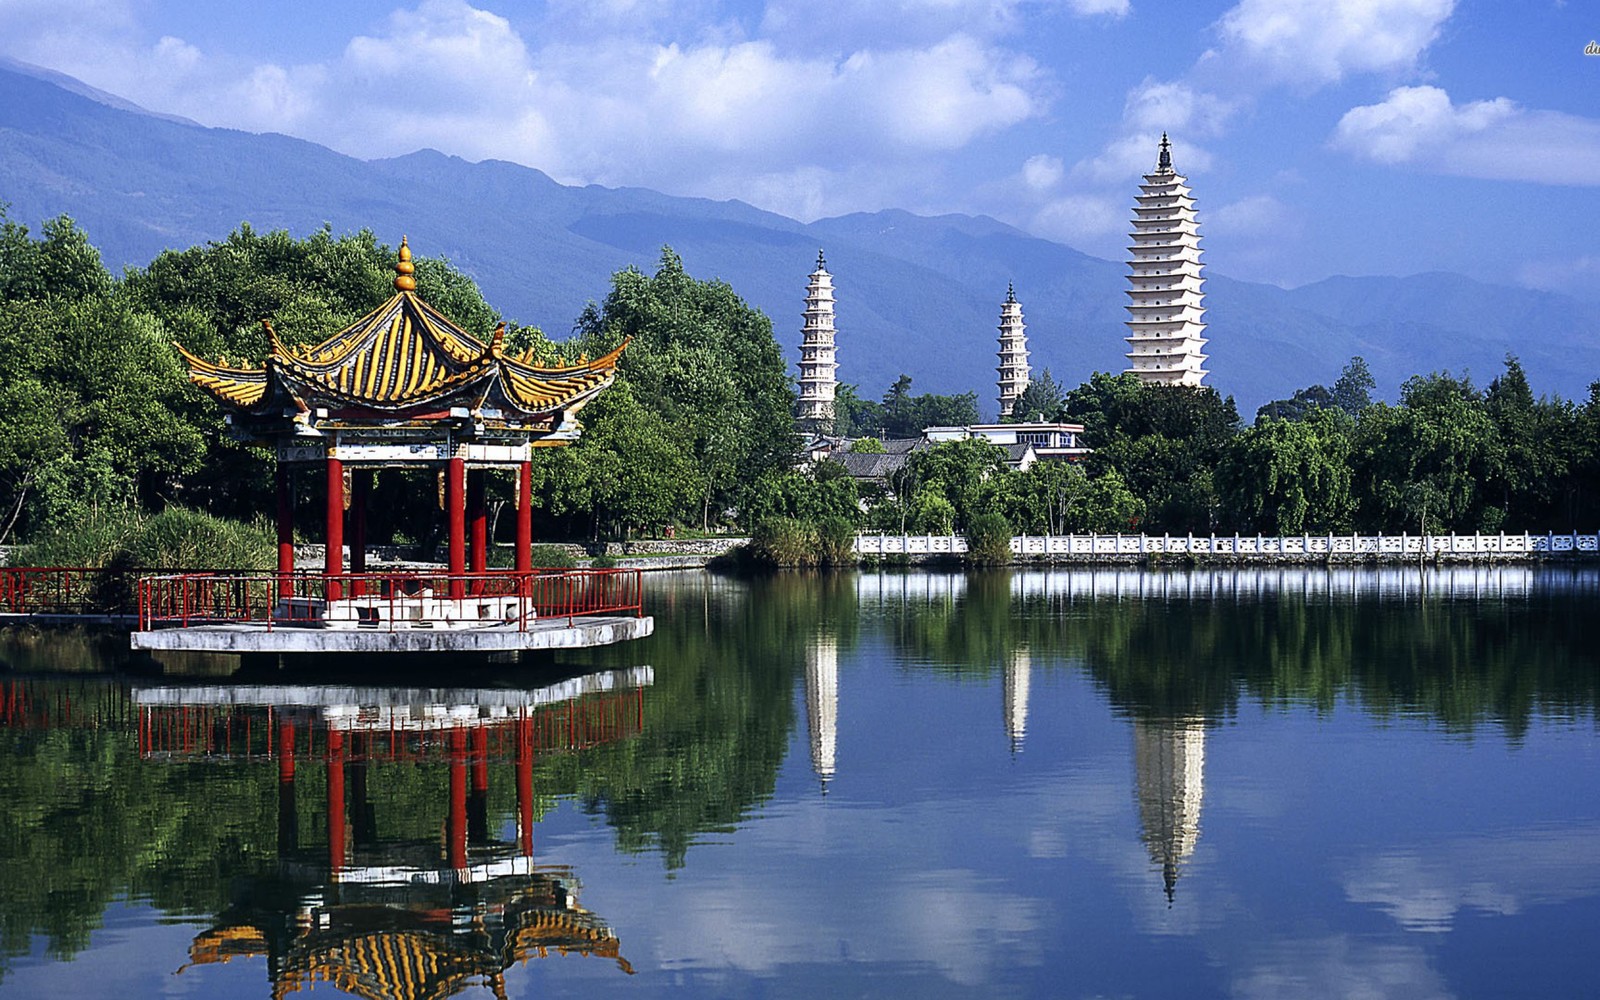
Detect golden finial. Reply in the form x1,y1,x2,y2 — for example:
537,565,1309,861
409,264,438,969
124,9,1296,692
394,236,417,292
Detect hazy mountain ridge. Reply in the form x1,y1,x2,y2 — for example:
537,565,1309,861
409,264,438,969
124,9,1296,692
4,61,1597,416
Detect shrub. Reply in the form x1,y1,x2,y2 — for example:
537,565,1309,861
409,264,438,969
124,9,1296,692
964,511,1014,567
748,517,818,567
817,516,857,567
589,552,619,569
527,543,578,570
14,506,273,570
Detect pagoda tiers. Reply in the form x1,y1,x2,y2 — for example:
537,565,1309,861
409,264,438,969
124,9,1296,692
796,250,838,435
1124,134,1209,386
177,238,624,598
996,283,1031,417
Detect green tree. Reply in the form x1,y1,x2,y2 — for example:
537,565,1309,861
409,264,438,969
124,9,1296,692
880,375,979,438
1218,409,1355,534
1331,356,1377,416
1351,373,1498,532
833,383,883,437
1063,372,1238,532
575,249,798,530
904,438,1012,530
1005,368,1065,422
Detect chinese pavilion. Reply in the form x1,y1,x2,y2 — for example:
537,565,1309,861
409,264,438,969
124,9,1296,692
177,239,624,598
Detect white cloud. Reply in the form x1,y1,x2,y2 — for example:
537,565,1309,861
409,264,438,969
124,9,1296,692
0,0,1051,221
1230,935,1453,1000
1333,85,1600,185
759,0,1126,50
1518,255,1600,300
1029,192,1127,247
1021,154,1065,191
1123,78,1235,137
1215,0,1456,85
1065,0,1131,15
1343,825,1600,933
1210,193,1292,234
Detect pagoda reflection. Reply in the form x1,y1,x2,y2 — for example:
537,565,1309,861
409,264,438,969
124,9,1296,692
1131,717,1206,903
805,634,838,790
130,670,651,997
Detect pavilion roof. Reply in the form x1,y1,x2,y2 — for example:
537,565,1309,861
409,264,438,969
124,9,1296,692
176,238,624,422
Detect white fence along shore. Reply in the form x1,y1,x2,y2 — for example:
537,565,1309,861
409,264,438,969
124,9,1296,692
853,531,1600,558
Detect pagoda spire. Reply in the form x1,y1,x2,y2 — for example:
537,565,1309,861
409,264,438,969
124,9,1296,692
1124,133,1208,386
996,284,1031,417
394,236,416,292
797,250,838,435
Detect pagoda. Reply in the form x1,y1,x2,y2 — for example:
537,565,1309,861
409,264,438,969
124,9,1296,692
996,283,1031,417
1124,134,1209,386
177,238,624,600
796,250,838,435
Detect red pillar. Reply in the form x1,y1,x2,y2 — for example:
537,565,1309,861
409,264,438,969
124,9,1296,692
516,461,533,574
325,456,344,602
448,727,468,870
326,728,346,873
468,470,487,596
446,457,466,601
278,722,298,853
276,463,295,596
469,726,490,843
516,717,534,858
349,469,370,597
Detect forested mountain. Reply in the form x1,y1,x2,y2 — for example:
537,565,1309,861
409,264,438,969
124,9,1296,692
4,59,1598,415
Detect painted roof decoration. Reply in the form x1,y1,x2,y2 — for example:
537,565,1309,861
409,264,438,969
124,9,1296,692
176,237,625,421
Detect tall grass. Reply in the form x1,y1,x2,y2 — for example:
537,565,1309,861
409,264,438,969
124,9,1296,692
963,512,1015,567
748,517,819,568
817,516,857,567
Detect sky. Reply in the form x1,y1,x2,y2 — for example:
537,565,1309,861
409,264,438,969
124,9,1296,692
1,0,1597,296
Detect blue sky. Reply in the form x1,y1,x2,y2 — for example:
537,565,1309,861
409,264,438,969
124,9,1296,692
2,0,1597,296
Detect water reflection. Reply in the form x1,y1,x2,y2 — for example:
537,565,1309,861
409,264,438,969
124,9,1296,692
1,670,652,998
1003,647,1030,754
803,634,837,790
1132,718,1206,903
2,566,1599,999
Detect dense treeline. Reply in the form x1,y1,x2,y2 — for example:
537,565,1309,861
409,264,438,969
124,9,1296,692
5,210,1600,555
0,214,797,552
779,354,1600,544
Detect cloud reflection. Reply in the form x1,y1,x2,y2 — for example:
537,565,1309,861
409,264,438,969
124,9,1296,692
1343,826,1600,932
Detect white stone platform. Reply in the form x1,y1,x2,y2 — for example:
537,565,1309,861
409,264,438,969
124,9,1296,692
131,614,653,654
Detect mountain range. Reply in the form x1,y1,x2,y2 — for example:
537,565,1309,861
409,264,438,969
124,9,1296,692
3,58,1596,418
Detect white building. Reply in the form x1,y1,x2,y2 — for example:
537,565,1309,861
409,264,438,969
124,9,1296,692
1125,134,1209,386
996,284,1031,418
797,250,839,433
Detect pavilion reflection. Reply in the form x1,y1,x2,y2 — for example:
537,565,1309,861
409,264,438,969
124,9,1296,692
130,669,652,997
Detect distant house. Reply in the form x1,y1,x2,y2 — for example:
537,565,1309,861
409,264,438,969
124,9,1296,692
924,422,1089,464
819,421,1088,487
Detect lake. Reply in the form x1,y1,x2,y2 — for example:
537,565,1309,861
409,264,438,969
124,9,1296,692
1,566,1597,999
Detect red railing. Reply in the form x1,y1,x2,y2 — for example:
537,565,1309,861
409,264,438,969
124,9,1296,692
0,566,219,617
136,568,645,632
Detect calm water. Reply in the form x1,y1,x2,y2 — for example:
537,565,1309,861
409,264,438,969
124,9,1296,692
2,566,1597,999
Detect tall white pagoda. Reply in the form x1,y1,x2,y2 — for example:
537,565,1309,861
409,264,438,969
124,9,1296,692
1124,134,1209,386
797,250,838,434
996,283,1031,418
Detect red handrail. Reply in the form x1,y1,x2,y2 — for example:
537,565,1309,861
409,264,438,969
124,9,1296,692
135,568,645,632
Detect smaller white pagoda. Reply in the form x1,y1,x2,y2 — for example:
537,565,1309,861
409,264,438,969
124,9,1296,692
797,250,839,434
996,283,1032,417
1125,134,1209,386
